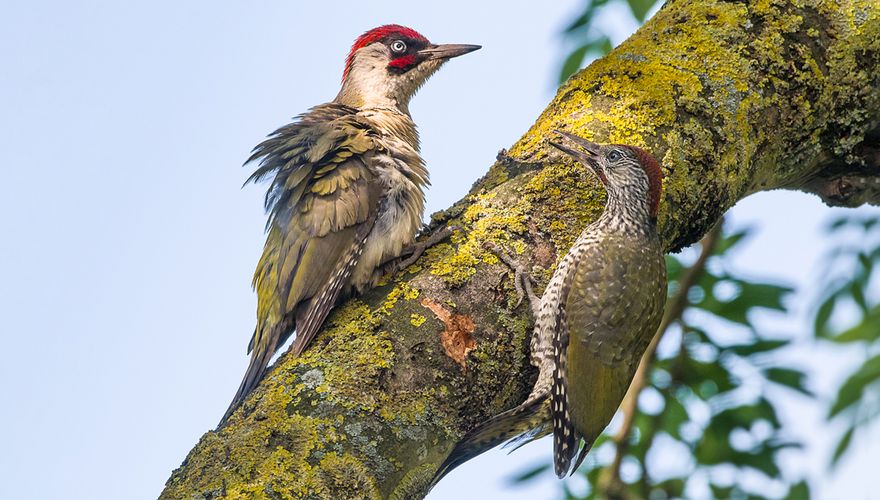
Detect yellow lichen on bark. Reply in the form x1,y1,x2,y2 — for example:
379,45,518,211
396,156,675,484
505,0,879,248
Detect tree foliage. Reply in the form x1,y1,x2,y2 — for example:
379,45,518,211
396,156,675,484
814,215,880,467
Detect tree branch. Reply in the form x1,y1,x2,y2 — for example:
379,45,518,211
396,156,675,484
162,1,880,498
801,126,880,207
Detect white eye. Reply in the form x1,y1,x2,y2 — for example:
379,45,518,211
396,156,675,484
607,150,622,162
390,40,407,53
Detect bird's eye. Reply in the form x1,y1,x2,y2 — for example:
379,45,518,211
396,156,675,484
390,40,407,53
607,150,622,162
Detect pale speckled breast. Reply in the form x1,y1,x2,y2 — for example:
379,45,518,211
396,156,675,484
347,110,427,291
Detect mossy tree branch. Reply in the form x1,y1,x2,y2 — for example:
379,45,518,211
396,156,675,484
162,1,880,498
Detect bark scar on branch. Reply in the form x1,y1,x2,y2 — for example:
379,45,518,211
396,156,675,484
420,298,476,371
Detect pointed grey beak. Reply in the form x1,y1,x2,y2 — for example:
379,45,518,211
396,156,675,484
418,44,482,60
549,130,607,184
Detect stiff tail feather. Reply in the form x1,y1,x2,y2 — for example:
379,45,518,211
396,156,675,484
428,395,550,491
219,336,277,425
219,318,292,425
551,301,579,477
548,344,592,477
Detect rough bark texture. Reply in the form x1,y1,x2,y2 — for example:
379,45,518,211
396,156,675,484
162,0,880,498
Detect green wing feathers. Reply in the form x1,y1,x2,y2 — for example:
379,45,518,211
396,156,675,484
221,104,382,424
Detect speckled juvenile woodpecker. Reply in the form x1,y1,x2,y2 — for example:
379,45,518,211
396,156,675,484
431,131,667,484
221,25,480,423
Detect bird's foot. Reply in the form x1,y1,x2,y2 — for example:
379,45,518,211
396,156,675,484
383,225,459,275
483,241,541,316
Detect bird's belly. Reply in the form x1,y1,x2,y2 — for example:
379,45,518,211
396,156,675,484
349,188,423,290
567,343,637,442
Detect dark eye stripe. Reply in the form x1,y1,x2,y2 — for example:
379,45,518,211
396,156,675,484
385,37,427,52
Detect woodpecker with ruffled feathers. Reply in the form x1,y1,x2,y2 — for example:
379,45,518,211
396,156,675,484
431,131,666,484
221,25,479,424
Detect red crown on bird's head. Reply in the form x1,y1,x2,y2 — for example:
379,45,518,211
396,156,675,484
343,25,430,82
623,145,663,218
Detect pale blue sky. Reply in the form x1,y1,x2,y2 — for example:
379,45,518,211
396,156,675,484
0,2,877,499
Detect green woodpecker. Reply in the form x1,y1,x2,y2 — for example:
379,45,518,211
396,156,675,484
431,131,667,483
221,25,480,423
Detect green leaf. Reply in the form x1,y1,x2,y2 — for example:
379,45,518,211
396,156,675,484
694,425,734,464
693,275,792,326
828,355,880,417
665,255,684,281
714,398,781,429
857,251,873,275
696,440,782,478
657,478,686,497
746,450,783,478
727,339,790,356
871,246,880,264
825,216,851,232
822,215,879,234
627,0,660,22
850,281,868,314
584,466,603,493
711,484,735,499
559,44,590,84
829,379,863,419
770,439,805,453
813,295,836,338
735,281,793,312
713,228,751,255
630,412,655,457
764,367,813,397
681,358,737,395
833,306,880,343
563,11,594,34
785,480,810,500
698,294,750,325
559,37,614,83
507,463,550,483
831,427,854,467
683,325,713,346
563,0,612,33
661,393,689,441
